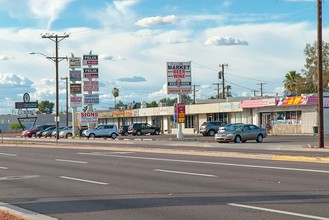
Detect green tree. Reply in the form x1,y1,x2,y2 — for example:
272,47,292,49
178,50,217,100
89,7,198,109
112,87,119,107
147,101,158,108
225,85,232,97
159,97,176,106
303,41,329,93
38,100,54,114
283,70,303,95
9,123,24,130
82,105,88,112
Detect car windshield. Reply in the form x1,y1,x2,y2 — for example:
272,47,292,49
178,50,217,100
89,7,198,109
226,125,239,132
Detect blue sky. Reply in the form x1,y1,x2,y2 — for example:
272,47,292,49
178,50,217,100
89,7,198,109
0,0,328,114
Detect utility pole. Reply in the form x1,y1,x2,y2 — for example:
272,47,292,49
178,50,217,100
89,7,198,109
317,0,324,148
219,64,228,99
192,84,199,104
213,83,220,99
257,82,267,97
41,33,69,142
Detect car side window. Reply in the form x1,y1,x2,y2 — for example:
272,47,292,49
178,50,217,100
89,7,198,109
243,125,250,131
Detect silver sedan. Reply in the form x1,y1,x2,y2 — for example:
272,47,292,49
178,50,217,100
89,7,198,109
215,124,267,143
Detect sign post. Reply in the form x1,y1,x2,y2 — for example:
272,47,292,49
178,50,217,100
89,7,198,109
167,62,192,140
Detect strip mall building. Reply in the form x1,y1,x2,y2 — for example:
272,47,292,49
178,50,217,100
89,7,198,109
97,95,329,135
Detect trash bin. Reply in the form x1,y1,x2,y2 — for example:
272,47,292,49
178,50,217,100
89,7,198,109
313,126,318,134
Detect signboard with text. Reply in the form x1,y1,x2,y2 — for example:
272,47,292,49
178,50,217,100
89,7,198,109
83,81,99,92
77,112,98,125
84,94,99,104
70,96,82,107
70,83,82,94
83,68,99,78
83,55,98,66
69,57,81,69
167,62,192,94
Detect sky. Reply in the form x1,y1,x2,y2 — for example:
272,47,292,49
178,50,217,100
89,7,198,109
0,0,329,114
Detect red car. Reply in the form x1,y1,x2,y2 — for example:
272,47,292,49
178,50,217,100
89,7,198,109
21,125,55,138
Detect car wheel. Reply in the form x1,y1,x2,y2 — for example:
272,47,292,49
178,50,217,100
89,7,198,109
31,133,36,138
208,129,216,136
110,133,117,139
155,130,160,135
137,130,142,136
125,132,129,136
256,134,263,143
89,133,96,139
234,135,241,143
66,133,73,138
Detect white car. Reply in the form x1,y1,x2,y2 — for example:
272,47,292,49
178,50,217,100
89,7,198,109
82,124,118,139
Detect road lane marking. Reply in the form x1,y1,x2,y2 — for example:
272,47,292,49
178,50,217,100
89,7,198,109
78,153,329,174
154,169,217,177
59,176,108,185
0,153,17,156
228,203,329,220
55,159,88,164
0,166,8,169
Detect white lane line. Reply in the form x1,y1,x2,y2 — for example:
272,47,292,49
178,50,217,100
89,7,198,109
78,153,329,174
0,166,8,169
228,203,329,220
55,159,88,164
154,169,217,177
0,153,17,157
59,176,108,185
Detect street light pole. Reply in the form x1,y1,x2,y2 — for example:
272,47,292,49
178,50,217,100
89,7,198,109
61,77,69,126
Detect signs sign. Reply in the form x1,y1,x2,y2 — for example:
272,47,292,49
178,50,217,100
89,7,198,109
167,62,192,94
15,92,38,109
77,111,98,124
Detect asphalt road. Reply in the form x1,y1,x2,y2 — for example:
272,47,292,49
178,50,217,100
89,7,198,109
1,144,329,220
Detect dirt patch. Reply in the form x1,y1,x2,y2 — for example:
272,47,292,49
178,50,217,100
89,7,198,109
0,210,26,220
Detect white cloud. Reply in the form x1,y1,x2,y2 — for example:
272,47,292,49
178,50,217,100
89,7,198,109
135,15,179,27
28,0,73,29
205,36,248,46
166,38,189,44
0,55,14,60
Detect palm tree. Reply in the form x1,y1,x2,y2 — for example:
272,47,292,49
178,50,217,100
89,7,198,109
225,85,232,97
283,70,302,95
112,87,119,107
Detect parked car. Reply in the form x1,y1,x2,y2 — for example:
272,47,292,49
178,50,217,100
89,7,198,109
82,124,119,139
22,125,55,138
200,121,226,136
36,125,55,138
119,125,129,136
51,126,71,138
215,123,267,143
59,127,74,138
128,123,161,136
42,126,57,138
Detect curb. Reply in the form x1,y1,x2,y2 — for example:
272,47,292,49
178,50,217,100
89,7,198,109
272,155,329,163
0,202,57,220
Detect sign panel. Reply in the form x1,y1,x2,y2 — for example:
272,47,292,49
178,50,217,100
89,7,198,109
84,94,99,104
69,70,82,81
78,112,98,124
70,96,82,108
277,96,308,106
83,68,99,78
175,103,186,123
83,81,99,92
69,57,81,69
70,83,82,94
83,55,98,66
15,101,38,109
167,62,192,94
